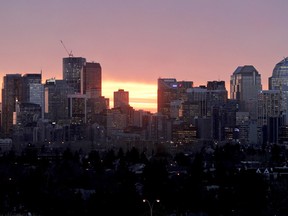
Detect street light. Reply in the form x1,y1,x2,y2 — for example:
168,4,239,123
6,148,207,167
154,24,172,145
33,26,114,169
143,199,160,216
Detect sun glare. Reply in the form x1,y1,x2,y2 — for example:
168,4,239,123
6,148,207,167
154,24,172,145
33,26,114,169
102,80,157,113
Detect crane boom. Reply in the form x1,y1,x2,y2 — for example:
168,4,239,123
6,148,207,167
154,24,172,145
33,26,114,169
60,40,73,57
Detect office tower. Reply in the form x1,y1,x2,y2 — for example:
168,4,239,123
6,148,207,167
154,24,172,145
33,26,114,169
86,96,109,124
2,74,22,136
258,90,282,144
206,81,228,141
177,81,194,89
81,62,102,98
172,122,197,144
230,65,262,117
44,79,74,122
269,57,288,91
21,73,42,101
269,57,288,124
28,84,44,110
114,89,129,108
22,73,44,118
207,81,226,90
186,87,208,116
206,81,228,108
106,109,128,137
258,90,282,127
157,78,193,117
235,112,250,144
18,102,41,129
68,94,87,124
63,57,86,93
177,81,193,102
157,78,179,117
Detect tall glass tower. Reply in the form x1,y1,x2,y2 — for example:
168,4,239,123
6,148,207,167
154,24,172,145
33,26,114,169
63,57,86,93
81,62,102,98
230,65,262,119
269,57,288,91
269,57,288,124
157,78,193,117
157,78,178,117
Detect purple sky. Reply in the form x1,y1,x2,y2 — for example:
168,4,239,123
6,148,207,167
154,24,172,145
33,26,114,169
0,0,287,111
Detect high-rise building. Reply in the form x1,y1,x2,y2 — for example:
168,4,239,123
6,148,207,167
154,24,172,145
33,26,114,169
269,57,288,124
68,94,87,124
157,78,178,116
258,90,282,144
157,78,193,117
186,87,208,119
114,89,129,108
2,74,22,136
44,78,74,122
21,73,42,102
230,65,262,117
81,62,102,98
63,57,86,93
207,81,226,90
206,81,228,109
269,57,288,91
22,73,44,118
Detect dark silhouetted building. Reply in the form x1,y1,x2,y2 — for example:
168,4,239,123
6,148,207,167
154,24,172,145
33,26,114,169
44,78,74,122
68,94,87,124
2,74,22,136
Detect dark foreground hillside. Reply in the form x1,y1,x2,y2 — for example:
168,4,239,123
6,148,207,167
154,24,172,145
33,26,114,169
0,142,287,216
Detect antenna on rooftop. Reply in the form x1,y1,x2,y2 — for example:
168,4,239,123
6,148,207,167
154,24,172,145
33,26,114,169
60,40,73,57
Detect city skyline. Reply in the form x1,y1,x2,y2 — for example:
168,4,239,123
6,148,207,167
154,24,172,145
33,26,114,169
1,0,288,112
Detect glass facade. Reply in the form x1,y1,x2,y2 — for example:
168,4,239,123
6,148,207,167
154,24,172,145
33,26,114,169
44,79,74,122
157,78,193,117
29,83,44,118
81,62,102,98
63,57,86,93
269,57,288,91
230,65,262,115
269,57,288,124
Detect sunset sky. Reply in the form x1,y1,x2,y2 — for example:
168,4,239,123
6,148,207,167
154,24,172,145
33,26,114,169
1,0,288,113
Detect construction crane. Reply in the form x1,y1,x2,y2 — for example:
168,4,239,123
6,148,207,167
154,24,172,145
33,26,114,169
60,40,73,57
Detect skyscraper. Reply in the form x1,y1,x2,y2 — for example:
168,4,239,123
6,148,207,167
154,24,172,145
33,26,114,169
258,90,282,144
2,74,22,136
230,65,262,116
63,57,86,93
269,57,288,91
269,57,288,124
157,78,193,118
21,73,42,101
44,78,74,122
81,62,102,98
68,94,87,124
114,89,129,108
22,73,44,118
157,78,178,115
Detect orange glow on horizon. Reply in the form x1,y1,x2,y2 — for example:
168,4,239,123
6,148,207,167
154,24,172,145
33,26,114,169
102,80,157,113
